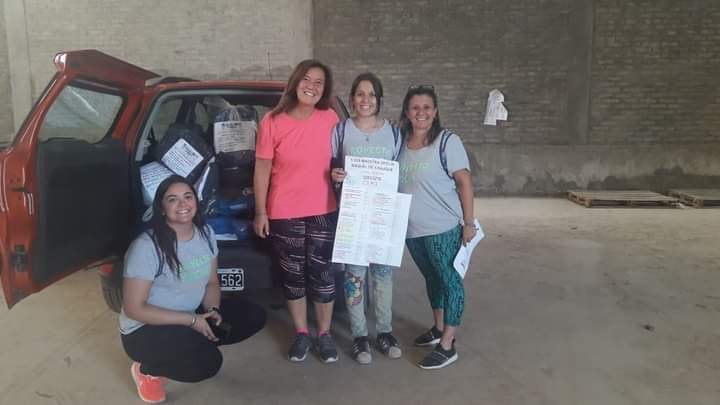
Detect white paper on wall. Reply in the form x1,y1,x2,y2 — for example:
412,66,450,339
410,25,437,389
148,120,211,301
483,89,508,126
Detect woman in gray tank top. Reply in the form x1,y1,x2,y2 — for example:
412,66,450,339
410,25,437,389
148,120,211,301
397,86,477,370
330,73,403,364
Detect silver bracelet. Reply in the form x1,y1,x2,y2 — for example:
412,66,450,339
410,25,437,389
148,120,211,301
188,315,197,328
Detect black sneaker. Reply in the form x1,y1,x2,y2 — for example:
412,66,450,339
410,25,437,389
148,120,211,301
418,342,458,370
352,336,372,364
376,332,402,359
288,333,312,362
414,326,442,346
317,333,339,363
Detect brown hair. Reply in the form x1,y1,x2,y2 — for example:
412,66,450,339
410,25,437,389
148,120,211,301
349,72,384,115
271,59,334,116
398,86,443,144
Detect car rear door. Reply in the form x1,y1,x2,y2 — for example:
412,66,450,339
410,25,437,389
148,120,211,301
0,50,159,307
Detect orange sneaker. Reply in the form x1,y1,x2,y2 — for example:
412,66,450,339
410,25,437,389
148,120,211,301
130,362,166,403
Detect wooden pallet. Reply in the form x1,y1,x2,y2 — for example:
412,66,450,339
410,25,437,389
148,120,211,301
668,189,720,208
568,190,679,208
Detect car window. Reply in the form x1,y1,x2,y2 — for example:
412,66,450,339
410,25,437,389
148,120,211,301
194,102,211,130
150,99,211,141
38,84,123,143
151,98,182,141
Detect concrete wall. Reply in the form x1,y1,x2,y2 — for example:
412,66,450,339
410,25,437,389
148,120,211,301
0,0,313,144
314,0,720,194
0,4,14,145
2,0,719,193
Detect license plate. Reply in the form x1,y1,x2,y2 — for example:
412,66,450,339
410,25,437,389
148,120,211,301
218,268,244,291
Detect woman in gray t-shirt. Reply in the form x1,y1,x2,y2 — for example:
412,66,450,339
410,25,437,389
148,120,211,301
330,73,403,364
120,175,265,402
397,86,476,370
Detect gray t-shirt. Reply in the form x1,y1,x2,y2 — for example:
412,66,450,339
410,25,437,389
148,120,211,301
119,226,218,334
331,119,402,163
398,132,470,238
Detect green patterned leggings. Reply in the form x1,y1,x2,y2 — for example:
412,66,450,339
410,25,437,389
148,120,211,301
405,225,464,326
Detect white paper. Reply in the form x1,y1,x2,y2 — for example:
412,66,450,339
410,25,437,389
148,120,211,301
483,89,508,126
213,120,257,153
140,162,174,205
161,138,204,178
386,193,412,266
453,219,485,278
331,156,411,267
343,156,399,193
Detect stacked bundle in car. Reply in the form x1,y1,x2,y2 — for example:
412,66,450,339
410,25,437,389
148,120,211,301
138,103,259,242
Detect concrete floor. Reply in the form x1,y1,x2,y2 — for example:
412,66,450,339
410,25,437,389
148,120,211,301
1,198,719,405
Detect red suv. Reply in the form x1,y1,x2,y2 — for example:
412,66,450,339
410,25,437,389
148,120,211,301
0,50,347,310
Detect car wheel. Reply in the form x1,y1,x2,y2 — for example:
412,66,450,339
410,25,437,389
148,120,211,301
100,262,123,313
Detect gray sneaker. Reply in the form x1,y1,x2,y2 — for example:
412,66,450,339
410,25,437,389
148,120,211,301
352,336,372,364
288,333,312,362
414,326,442,346
418,341,458,370
317,333,339,363
376,332,402,359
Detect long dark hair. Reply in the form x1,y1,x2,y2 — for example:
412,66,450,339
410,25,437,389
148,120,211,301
147,175,214,278
398,86,443,145
271,59,334,117
349,72,384,115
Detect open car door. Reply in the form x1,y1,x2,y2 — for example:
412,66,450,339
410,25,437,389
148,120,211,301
0,50,159,307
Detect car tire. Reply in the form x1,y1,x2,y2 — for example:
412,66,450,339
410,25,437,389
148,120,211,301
100,263,123,313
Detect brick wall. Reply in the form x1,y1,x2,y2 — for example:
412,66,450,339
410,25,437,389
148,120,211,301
591,0,720,144
314,0,575,146
314,0,720,193
315,0,720,148
2,0,718,191
0,6,15,145
23,0,312,100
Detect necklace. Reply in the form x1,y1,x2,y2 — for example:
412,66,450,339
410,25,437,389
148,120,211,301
353,117,383,136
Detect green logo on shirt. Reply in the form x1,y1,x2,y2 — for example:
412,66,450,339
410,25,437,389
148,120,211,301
180,254,213,283
399,161,430,184
350,145,391,159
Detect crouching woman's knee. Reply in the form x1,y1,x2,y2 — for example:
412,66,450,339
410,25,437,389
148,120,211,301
184,347,223,383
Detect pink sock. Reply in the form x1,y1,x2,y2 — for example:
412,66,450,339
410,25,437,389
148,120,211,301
318,330,330,337
296,328,309,335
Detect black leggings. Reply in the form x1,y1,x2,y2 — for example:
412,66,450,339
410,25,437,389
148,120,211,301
121,297,266,382
269,212,337,303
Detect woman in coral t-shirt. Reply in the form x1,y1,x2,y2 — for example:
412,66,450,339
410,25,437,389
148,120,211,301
254,59,340,363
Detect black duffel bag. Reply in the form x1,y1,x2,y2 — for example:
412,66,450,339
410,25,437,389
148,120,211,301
154,122,214,183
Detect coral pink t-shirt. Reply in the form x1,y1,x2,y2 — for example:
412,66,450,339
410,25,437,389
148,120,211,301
256,108,339,219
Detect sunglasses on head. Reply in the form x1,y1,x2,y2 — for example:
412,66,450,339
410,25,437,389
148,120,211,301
408,84,435,91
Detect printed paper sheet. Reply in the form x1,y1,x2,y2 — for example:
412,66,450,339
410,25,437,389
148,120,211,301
331,157,411,267
213,120,257,153
140,162,174,205
161,138,204,178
